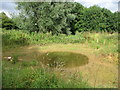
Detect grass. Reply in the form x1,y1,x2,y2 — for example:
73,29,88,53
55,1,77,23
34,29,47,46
2,29,118,47
2,29,86,46
2,60,90,88
2,29,118,88
2,29,118,60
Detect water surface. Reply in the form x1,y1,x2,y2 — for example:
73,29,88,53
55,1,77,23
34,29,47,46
3,46,89,68
40,52,89,68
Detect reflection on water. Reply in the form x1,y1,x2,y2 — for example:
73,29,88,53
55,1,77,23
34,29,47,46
40,52,89,68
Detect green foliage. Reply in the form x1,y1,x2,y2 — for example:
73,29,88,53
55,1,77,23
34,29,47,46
13,2,118,34
14,2,77,35
11,54,19,64
29,60,39,66
83,32,118,55
0,12,18,30
2,29,118,56
2,29,118,50
2,29,118,88
2,29,86,47
9,2,119,34
74,5,118,33
21,60,38,67
2,60,90,88
2,29,30,46
21,61,31,67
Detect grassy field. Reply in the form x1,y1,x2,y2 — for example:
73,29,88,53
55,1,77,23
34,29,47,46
2,29,118,88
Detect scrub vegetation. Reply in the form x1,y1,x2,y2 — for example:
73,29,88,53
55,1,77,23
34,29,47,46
1,2,119,88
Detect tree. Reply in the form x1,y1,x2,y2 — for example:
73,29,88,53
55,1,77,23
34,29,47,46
15,2,76,35
112,11,119,32
75,5,118,32
70,2,85,34
0,12,18,30
14,2,118,34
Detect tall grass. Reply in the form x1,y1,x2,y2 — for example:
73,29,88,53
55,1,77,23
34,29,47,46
85,32,118,53
2,29,86,46
2,60,90,88
2,29,118,54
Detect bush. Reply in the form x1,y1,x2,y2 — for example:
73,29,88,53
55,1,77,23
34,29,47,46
2,29,30,46
2,29,86,47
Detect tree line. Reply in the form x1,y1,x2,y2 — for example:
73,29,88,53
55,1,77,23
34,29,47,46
1,2,119,34
0,12,18,30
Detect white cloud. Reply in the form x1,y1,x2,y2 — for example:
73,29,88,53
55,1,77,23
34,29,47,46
75,0,119,12
0,2,18,18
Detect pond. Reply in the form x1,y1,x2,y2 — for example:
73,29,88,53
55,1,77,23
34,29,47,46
3,46,89,68
40,52,89,68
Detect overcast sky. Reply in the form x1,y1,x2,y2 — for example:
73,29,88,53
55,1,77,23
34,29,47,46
0,0,119,17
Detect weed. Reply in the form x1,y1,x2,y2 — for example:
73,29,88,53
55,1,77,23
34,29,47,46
2,60,90,88
11,54,19,64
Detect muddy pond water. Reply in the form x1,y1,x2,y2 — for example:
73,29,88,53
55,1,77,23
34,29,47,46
3,47,89,68
39,52,89,68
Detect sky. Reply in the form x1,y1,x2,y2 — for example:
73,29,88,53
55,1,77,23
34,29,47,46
0,0,119,18
0,2,17,17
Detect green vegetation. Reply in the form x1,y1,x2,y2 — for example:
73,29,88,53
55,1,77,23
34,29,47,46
2,28,118,88
3,59,90,88
2,29,118,55
1,2,118,88
11,2,119,34
2,29,85,46
0,12,18,30
75,6,118,32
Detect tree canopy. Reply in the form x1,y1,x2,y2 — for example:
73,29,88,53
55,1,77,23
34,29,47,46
0,12,18,30
12,2,118,34
15,2,77,35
